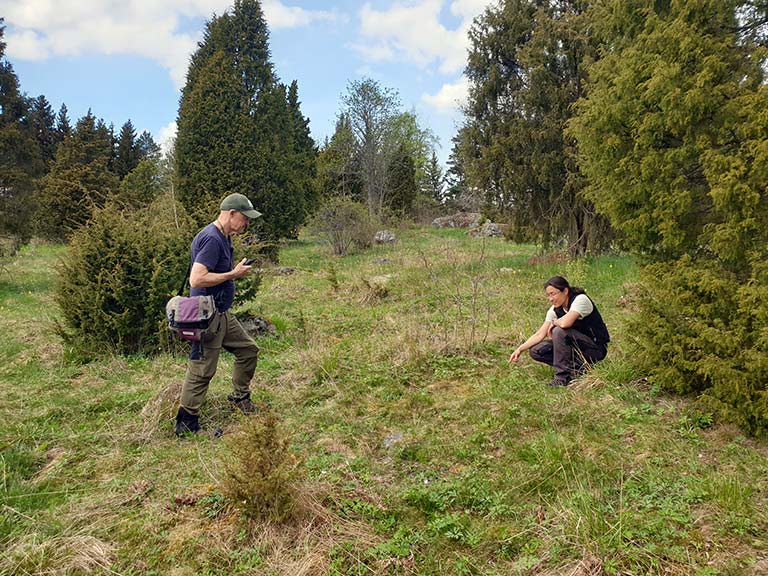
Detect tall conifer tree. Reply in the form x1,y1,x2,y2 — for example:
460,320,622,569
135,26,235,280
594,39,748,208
28,95,57,166
136,130,161,162
422,152,445,202
386,143,418,216
114,120,140,180
316,113,363,200
37,111,119,240
175,0,315,240
571,0,768,433
0,19,43,254
287,80,318,212
56,104,72,140
458,0,611,253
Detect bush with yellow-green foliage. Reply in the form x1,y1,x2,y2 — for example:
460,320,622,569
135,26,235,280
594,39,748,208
219,409,300,522
55,194,195,355
631,257,768,436
572,0,768,434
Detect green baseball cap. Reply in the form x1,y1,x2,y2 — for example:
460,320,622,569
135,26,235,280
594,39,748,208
220,193,262,219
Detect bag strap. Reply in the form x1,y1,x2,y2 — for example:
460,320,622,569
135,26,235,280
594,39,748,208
177,263,191,296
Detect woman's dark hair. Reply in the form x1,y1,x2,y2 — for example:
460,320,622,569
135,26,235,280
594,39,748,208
544,276,584,296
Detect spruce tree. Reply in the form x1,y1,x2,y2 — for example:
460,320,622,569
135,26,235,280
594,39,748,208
28,95,57,166
0,19,44,255
114,120,139,179
37,111,120,240
56,103,72,139
386,143,418,216
175,0,315,241
422,152,444,202
316,113,363,200
443,135,473,211
136,130,161,162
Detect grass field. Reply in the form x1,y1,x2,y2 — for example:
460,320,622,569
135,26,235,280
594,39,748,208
1,228,767,575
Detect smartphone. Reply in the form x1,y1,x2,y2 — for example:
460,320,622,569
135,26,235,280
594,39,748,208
244,258,256,266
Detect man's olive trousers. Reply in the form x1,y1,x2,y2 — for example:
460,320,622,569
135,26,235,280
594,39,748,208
180,311,259,415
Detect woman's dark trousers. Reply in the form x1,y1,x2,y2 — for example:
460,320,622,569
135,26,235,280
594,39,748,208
529,326,607,383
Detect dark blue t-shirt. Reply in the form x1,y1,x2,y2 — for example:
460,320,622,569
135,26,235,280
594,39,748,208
189,223,235,312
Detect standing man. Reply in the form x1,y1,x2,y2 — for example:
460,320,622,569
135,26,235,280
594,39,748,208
508,276,610,387
175,193,262,436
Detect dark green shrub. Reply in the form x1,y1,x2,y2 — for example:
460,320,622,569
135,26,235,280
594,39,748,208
219,410,300,522
229,233,263,309
55,194,195,355
632,257,768,436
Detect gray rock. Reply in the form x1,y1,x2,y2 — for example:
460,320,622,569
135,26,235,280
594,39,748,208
468,222,503,238
374,230,397,244
236,314,276,337
432,212,483,229
383,432,404,448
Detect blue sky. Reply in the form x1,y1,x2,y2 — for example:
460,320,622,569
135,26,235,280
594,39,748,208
1,0,495,166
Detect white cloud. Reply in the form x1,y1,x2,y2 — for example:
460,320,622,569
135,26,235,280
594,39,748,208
158,121,178,155
450,0,495,19
422,75,469,114
348,41,396,63
356,0,495,75
4,29,50,60
263,0,337,29
1,0,337,89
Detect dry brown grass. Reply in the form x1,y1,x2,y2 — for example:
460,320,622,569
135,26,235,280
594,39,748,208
0,534,116,575
163,483,384,576
538,554,605,576
139,379,182,439
360,274,393,304
34,447,68,481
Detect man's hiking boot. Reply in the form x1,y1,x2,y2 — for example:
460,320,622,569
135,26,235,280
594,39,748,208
228,393,258,415
174,406,201,437
547,377,570,387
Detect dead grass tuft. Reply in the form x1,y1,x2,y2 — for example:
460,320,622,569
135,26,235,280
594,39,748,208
1,534,116,575
360,274,393,304
538,554,606,576
570,371,605,393
255,486,383,576
35,447,68,481
165,483,382,576
140,379,182,438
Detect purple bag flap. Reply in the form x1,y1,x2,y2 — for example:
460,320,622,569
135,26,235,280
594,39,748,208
166,295,216,326
177,297,204,323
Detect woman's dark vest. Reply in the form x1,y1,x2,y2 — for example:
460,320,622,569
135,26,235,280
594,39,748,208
554,291,610,345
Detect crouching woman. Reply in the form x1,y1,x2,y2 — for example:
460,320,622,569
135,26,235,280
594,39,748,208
508,276,609,386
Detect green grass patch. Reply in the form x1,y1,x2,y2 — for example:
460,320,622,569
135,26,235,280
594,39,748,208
0,231,766,575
